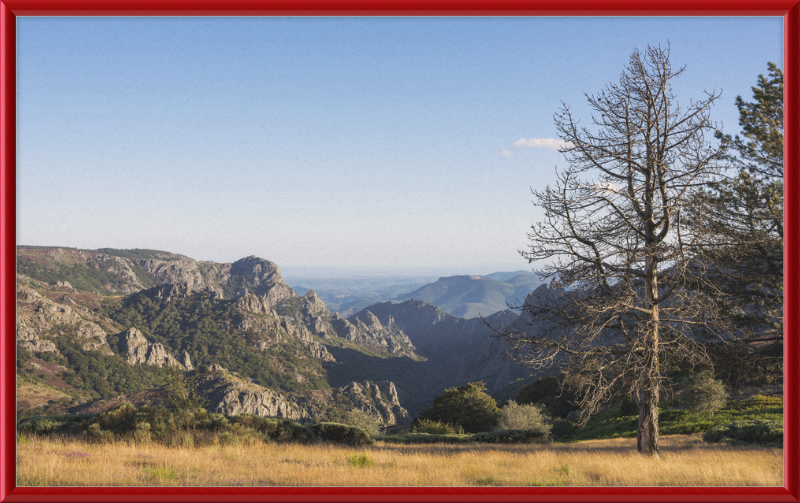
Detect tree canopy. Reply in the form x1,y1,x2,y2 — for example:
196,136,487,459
416,381,500,434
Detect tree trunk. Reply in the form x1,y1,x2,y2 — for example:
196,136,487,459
639,217,661,457
636,384,660,456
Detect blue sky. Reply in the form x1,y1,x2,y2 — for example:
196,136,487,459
16,16,783,276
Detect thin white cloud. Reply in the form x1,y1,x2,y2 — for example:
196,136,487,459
513,138,573,151
594,181,623,194
499,149,513,157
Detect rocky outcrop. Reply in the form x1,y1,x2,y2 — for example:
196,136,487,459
340,380,410,426
176,351,193,371
117,328,188,369
16,283,113,356
196,367,307,421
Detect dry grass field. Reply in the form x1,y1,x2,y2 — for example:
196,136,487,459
16,433,782,487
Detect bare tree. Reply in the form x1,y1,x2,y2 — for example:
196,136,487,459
492,45,729,456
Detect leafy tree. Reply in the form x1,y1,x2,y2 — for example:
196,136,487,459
685,63,783,380
491,45,730,456
682,371,729,414
416,381,500,433
164,365,207,412
496,400,552,436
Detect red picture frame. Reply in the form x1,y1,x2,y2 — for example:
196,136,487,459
1,1,798,501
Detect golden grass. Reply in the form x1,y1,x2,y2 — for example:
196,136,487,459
16,433,782,487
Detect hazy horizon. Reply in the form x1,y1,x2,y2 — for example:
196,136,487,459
17,17,783,274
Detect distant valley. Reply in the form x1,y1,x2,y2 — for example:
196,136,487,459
286,270,543,319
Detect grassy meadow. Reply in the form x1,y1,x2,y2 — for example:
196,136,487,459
17,433,782,487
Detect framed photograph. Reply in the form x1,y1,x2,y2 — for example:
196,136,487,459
1,1,797,502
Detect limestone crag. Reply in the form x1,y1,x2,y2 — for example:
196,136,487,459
229,256,296,305
117,327,190,369
16,282,113,356
197,367,307,421
340,380,410,426
135,257,223,297
143,283,195,304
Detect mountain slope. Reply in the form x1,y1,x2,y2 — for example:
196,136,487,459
393,274,542,318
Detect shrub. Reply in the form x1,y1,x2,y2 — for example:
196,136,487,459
17,414,89,435
703,420,783,447
230,414,314,443
312,422,375,446
497,400,552,436
346,452,375,468
94,403,140,434
416,382,500,433
409,419,464,435
682,371,729,414
471,429,550,444
342,409,383,436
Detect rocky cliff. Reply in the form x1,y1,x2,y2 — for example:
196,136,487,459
196,366,308,421
117,327,193,370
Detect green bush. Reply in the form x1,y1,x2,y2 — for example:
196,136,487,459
416,382,500,433
409,418,464,435
312,422,375,446
682,371,729,414
497,400,552,436
230,414,314,443
471,429,550,444
346,452,375,468
341,409,383,436
17,404,315,446
17,414,90,435
703,420,783,447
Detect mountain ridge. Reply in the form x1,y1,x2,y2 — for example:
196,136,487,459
16,246,541,426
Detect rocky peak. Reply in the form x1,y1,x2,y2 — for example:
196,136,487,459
300,290,328,317
230,256,296,305
350,310,385,333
